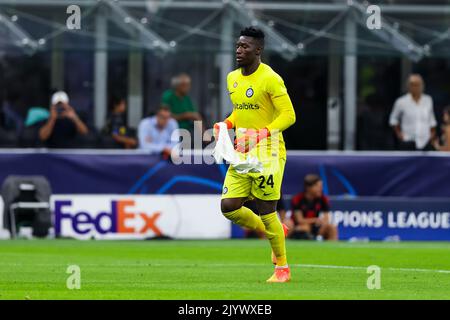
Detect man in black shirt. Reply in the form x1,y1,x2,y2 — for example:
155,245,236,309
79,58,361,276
104,96,137,149
38,91,89,148
288,174,338,240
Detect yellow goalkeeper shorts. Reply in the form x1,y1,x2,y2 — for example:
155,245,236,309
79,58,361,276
221,157,286,201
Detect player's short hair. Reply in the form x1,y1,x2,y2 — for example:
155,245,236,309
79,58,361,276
443,106,450,120
240,26,265,47
171,73,191,88
158,105,171,114
304,174,321,190
407,73,424,88
110,95,125,111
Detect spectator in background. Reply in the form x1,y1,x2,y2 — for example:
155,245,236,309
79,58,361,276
104,96,137,149
287,174,338,241
38,91,89,148
162,73,204,135
389,74,437,151
433,106,450,151
138,106,179,158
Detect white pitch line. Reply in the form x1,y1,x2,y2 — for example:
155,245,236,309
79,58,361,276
294,264,450,274
0,262,449,274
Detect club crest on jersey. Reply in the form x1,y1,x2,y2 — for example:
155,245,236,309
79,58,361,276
233,81,238,88
222,187,228,194
246,87,254,98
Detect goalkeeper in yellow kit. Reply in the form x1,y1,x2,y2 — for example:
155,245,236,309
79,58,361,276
214,27,296,283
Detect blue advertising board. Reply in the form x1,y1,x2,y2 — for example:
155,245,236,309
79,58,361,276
1,150,450,197
330,197,450,241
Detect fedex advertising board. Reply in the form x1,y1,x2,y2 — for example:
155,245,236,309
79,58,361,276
52,195,229,240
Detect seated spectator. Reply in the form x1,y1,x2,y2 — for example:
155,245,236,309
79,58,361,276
286,174,338,241
162,73,204,136
433,106,450,151
37,91,89,148
104,96,137,149
138,106,179,158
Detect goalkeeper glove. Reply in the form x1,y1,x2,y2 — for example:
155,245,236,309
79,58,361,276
213,119,233,140
235,128,270,153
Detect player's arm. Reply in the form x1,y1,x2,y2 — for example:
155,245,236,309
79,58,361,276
235,75,296,153
213,115,234,139
265,75,296,133
295,210,317,225
317,197,331,225
317,211,331,226
389,99,404,141
442,126,450,151
112,134,137,149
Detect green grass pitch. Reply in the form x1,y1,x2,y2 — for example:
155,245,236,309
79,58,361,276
0,239,449,300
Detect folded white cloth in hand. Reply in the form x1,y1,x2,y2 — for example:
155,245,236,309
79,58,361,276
212,122,263,174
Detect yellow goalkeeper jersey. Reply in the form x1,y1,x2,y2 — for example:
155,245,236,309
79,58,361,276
225,63,296,160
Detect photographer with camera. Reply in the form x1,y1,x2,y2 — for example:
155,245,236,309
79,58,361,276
38,91,89,148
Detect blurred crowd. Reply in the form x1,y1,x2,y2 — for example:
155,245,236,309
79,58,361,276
0,73,206,156
1,72,450,153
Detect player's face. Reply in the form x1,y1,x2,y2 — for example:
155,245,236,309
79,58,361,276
408,76,423,96
115,100,126,113
156,110,171,128
236,36,261,67
309,181,323,198
177,77,191,96
444,110,450,123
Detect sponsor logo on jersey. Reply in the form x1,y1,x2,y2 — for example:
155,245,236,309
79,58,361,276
234,102,260,110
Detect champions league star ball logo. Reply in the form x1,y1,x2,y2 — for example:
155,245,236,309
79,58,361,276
246,87,254,98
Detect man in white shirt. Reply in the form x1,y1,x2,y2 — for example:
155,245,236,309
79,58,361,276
138,106,179,158
389,74,437,150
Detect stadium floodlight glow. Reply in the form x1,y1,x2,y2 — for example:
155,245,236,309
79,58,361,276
102,0,172,53
227,0,298,61
0,11,38,54
350,0,425,62
423,44,431,56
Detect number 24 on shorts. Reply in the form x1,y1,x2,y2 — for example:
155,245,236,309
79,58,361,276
257,174,274,189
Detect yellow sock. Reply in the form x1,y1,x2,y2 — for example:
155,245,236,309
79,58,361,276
223,206,265,232
261,212,287,267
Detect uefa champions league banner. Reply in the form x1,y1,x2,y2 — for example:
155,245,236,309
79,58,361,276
1,151,450,197
329,197,450,241
51,195,230,240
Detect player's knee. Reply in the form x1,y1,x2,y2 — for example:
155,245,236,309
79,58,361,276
220,199,242,214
